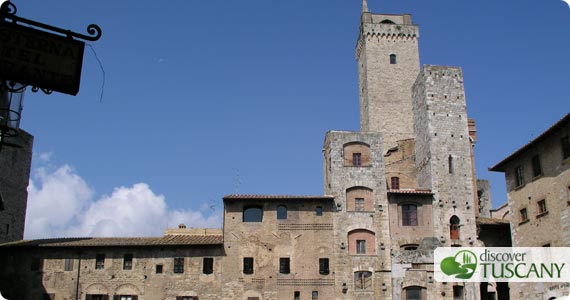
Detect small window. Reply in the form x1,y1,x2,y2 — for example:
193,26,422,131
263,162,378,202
352,153,362,166
123,254,133,270
279,257,290,274
203,257,214,274
562,136,570,159
543,243,551,247
356,240,366,254
95,254,105,270
402,204,418,226
391,177,400,189
402,244,418,251
243,257,254,274
311,291,318,300
0,193,4,211
515,165,525,187
319,258,329,275
448,155,454,174
85,295,108,300
173,257,184,274
243,206,263,222
116,295,137,300
315,206,323,216
390,54,397,64
532,155,542,177
355,198,365,211
405,286,422,300
520,208,529,222
538,199,547,214
450,216,460,240
155,264,163,274
453,285,464,300
64,258,74,271
354,271,372,289
294,291,300,300
277,205,287,220
31,257,41,271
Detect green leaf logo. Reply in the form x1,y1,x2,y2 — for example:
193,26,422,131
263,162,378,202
440,250,477,279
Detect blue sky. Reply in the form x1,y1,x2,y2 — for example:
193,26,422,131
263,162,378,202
12,0,570,237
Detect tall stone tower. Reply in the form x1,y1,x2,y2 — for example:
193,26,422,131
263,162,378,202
356,0,420,151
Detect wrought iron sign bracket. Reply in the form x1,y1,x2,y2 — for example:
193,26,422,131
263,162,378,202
0,2,102,42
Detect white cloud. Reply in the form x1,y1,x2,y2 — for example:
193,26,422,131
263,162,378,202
25,160,221,239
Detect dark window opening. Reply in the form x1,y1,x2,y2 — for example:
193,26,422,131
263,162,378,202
448,155,454,174
453,285,464,300
173,257,184,274
315,206,323,216
520,208,528,222
356,240,366,254
355,198,365,211
279,257,290,274
155,264,163,274
391,177,400,189
538,199,547,214
562,136,570,159
277,205,287,220
311,291,318,300
319,258,329,275
354,271,372,289
123,254,133,270
390,54,397,64
243,257,254,274
176,297,198,300
515,165,525,187
0,193,4,211
95,254,105,270
402,244,418,251
405,286,422,300
352,153,362,166
243,206,263,222
380,19,396,24
402,204,418,226
294,291,300,300
532,155,542,177
85,295,109,300
203,257,214,274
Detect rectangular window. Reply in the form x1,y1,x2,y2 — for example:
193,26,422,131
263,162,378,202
515,165,525,187
355,198,365,211
123,254,133,270
279,257,290,274
319,258,329,275
355,271,372,289
64,258,74,271
356,240,366,254
538,199,547,214
352,153,362,166
155,264,163,274
315,206,323,216
311,291,318,300
243,257,254,274
453,286,464,300
448,155,454,174
402,204,418,226
203,257,214,274
95,254,105,270
116,296,137,300
294,291,300,300
520,208,529,222
531,155,542,177
562,136,570,159
391,177,400,189
85,295,108,300
173,257,184,274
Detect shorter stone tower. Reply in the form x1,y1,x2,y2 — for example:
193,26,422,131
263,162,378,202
0,130,33,243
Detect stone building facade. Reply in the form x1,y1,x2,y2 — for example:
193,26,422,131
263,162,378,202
0,1,509,300
0,129,33,243
490,113,570,300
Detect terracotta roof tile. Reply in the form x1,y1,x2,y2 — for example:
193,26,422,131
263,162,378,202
0,235,223,248
387,189,433,195
223,194,334,201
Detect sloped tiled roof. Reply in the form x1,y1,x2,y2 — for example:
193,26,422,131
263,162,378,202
476,217,510,226
223,194,334,201
490,113,570,172
0,235,223,248
387,189,433,195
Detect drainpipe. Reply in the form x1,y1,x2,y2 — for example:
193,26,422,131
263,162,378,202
75,250,82,300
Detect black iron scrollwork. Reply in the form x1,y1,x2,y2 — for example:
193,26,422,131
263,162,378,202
0,1,102,42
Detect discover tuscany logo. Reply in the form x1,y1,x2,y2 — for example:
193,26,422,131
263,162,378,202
435,247,570,282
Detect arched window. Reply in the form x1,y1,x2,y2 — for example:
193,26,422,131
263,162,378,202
346,187,373,212
348,229,375,255
277,205,287,220
402,204,418,226
391,177,400,189
450,215,460,240
243,206,263,222
380,19,396,24
354,271,372,289
390,54,397,64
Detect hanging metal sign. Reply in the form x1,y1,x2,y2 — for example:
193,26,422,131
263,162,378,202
0,22,85,95
0,2,101,95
